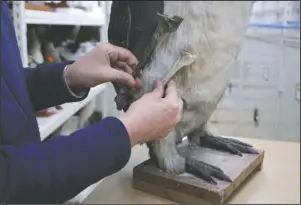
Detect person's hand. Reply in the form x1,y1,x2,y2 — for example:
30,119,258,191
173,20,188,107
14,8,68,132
118,80,183,147
64,43,140,89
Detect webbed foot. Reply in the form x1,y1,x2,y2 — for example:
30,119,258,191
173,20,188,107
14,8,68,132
185,158,232,185
200,134,259,156
184,132,259,185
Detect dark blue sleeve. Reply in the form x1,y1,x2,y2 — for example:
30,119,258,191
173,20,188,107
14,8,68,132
0,117,132,204
24,62,91,111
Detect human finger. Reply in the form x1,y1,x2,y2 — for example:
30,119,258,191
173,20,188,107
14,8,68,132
104,44,138,69
113,61,133,74
134,77,142,89
112,65,140,89
164,80,179,102
108,67,136,88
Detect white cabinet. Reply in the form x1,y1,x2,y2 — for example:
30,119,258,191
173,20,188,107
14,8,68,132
210,37,300,142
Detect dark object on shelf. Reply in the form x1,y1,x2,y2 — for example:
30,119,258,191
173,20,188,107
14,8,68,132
133,140,265,204
82,111,103,128
44,1,69,9
44,1,94,11
56,105,62,110
253,107,259,126
66,26,100,53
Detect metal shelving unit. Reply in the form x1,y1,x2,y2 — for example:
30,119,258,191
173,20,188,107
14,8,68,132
11,1,111,140
24,9,105,26
38,84,106,141
12,1,107,67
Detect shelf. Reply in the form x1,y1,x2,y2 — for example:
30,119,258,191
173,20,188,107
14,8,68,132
37,84,107,141
25,9,105,26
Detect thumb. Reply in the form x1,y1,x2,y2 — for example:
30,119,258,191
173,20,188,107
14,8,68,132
110,68,136,88
147,80,164,99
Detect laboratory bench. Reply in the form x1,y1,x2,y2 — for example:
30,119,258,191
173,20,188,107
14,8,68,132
83,137,300,204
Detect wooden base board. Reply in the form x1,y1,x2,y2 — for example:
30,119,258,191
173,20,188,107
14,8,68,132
133,141,265,204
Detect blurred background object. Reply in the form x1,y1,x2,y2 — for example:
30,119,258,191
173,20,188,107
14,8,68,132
209,1,300,142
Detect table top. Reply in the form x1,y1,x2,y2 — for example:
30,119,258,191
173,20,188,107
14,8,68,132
83,137,300,204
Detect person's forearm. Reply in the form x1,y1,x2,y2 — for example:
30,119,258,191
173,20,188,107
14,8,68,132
24,62,90,111
0,117,131,204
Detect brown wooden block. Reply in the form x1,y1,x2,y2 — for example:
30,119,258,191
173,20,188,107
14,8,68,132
133,141,265,204
25,3,54,12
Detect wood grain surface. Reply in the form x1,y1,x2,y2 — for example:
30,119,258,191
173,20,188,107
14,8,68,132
133,141,265,204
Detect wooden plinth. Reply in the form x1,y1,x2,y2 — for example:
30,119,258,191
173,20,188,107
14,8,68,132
133,141,265,204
